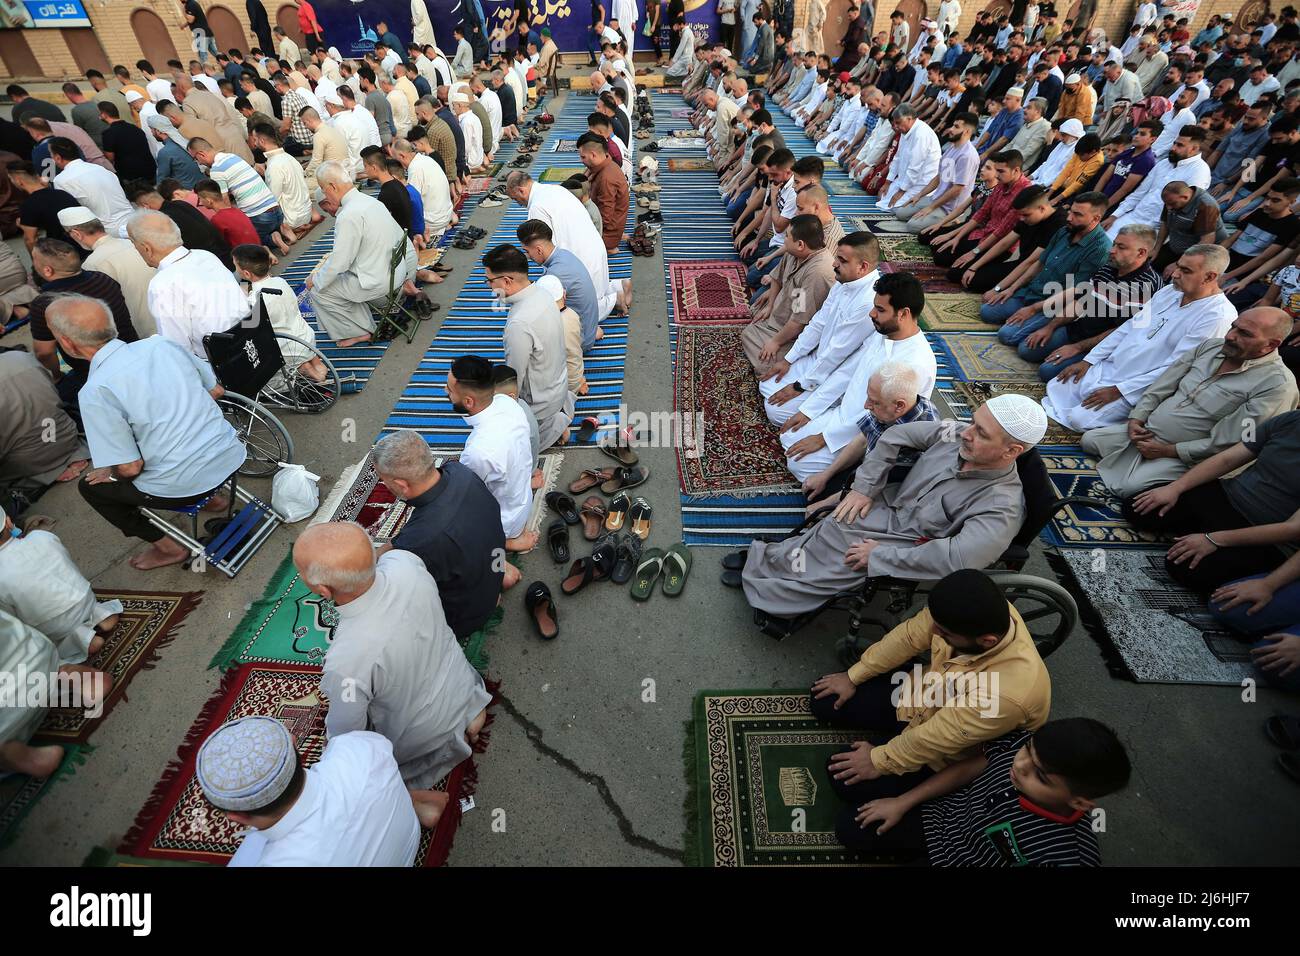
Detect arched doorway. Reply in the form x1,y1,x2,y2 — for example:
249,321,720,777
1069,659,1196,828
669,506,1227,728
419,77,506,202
1235,1,1269,34
64,28,112,75
131,8,180,68
207,5,246,52
0,30,42,77
276,4,304,47
824,0,855,53
896,0,926,50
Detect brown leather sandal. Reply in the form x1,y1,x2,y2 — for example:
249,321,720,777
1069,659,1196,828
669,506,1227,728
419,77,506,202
568,467,616,494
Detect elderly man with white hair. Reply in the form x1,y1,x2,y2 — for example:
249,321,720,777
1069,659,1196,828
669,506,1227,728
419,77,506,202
61,206,157,337
800,360,942,504
450,88,486,170
46,294,246,570
127,209,250,357
1043,244,1238,433
373,427,509,635
307,160,416,347
778,271,940,482
877,104,941,212
293,521,493,820
726,394,1049,615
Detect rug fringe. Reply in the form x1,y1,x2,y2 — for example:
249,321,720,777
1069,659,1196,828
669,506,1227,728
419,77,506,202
206,548,297,670
681,715,701,867
1044,550,1134,681
314,455,370,525
118,667,249,854
680,482,802,500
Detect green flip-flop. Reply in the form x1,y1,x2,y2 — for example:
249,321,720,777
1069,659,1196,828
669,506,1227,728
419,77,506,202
661,543,693,597
630,548,666,601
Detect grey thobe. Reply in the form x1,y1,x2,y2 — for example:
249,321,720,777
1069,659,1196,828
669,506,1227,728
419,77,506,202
742,421,1026,615
0,608,59,746
183,88,256,164
0,351,88,492
503,283,577,449
1082,339,1299,497
309,188,414,341
323,550,493,790
741,243,837,372
0,241,36,322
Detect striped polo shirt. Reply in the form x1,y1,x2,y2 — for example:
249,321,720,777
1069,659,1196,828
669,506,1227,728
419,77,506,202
209,152,278,218
923,733,1102,867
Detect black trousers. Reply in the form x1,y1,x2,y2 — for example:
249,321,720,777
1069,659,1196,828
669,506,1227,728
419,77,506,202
1122,480,1287,592
930,235,980,270
955,256,1020,293
79,475,223,543
810,673,932,856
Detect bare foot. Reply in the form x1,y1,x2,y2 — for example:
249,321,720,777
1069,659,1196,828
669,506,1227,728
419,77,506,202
297,359,328,383
20,514,55,533
95,612,120,635
502,563,521,590
201,493,230,513
409,788,450,829
530,467,544,490
272,232,292,255
56,664,112,708
465,706,488,746
335,334,373,348
577,379,589,396
129,538,191,570
416,268,444,284
621,278,633,313
57,459,90,482
88,634,105,656
595,327,605,341
0,741,64,778
505,529,539,553
402,279,420,296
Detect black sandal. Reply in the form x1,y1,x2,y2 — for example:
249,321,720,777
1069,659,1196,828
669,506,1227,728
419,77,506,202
600,465,651,494
547,518,571,563
545,492,580,525
611,533,642,584
524,581,559,639
560,540,616,594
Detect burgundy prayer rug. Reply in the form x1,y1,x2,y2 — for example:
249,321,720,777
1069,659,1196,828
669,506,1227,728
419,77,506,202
119,662,485,867
33,590,203,747
674,326,800,497
669,260,752,324
883,260,965,295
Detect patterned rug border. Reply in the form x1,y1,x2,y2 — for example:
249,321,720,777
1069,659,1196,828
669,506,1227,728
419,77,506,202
118,662,487,867
32,590,204,747
668,259,752,325
673,325,802,499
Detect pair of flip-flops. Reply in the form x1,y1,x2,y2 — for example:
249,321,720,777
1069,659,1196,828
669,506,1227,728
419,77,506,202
631,543,692,600
605,493,651,538
452,233,480,249
567,465,650,496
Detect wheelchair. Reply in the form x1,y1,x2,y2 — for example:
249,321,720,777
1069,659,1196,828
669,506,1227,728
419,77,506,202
752,448,1096,663
203,298,315,479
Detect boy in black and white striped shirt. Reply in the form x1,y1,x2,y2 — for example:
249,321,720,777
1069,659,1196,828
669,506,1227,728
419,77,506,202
840,718,1131,866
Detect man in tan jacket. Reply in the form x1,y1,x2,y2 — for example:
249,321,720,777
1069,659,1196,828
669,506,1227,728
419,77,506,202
808,569,1051,807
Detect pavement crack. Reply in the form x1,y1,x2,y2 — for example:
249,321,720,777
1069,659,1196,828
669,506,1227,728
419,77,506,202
495,692,684,863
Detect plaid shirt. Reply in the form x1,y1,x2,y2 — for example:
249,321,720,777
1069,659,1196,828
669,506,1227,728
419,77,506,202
281,88,314,146
970,174,1031,244
862,109,880,137
856,395,940,447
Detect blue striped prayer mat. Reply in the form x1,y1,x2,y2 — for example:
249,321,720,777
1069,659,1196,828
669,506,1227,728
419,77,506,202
378,93,632,450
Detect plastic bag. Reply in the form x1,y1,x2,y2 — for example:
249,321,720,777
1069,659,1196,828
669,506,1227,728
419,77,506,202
271,463,321,523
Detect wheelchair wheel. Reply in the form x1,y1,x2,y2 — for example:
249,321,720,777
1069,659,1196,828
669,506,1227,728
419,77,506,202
257,333,341,414
988,572,1077,660
218,391,294,479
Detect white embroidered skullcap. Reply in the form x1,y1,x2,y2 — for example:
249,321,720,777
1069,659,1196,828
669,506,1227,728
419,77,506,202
1007,86,1025,98
196,716,297,812
57,206,98,228
322,90,344,107
986,394,1048,447
124,90,144,104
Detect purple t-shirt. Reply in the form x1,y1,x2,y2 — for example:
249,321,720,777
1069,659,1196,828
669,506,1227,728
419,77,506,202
935,140,981,212
1103,146,1156,196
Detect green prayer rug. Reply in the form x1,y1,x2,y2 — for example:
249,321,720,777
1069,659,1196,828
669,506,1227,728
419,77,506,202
539,166,586,182
207,550,498,673
873,234,934,263
685,690,895,867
